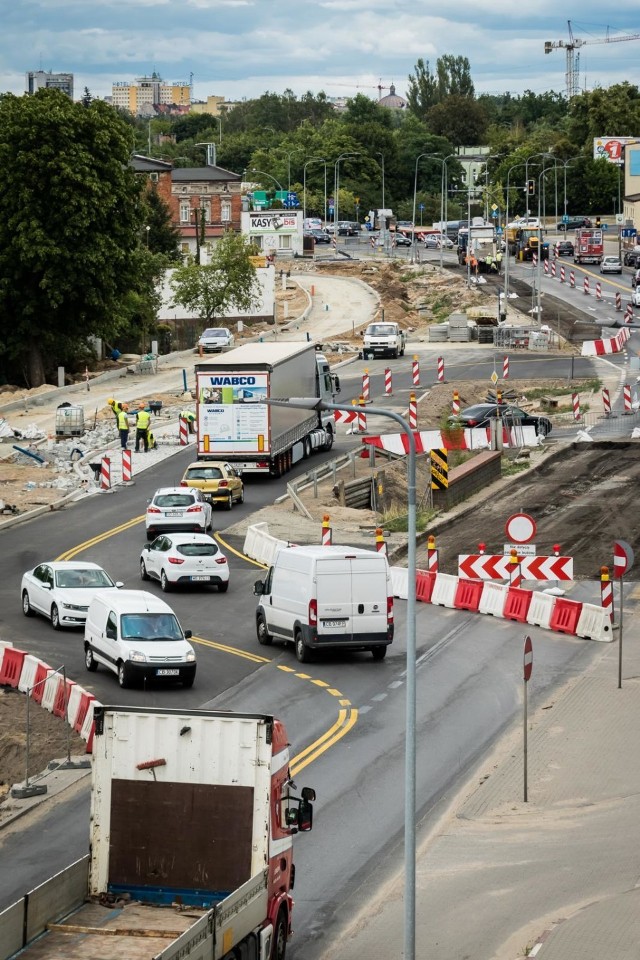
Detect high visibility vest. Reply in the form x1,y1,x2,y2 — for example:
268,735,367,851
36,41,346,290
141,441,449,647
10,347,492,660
136,410,151,430
117,410,129,431
180,410,195,422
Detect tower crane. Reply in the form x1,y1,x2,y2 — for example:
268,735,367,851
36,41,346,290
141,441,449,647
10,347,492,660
327,81,390,98
545,21,640,101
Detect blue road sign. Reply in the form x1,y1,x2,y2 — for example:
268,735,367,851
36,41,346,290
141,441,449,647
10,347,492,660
562,214,569,223
496,226,503,235
491,210,498,219
418,203,425,211
622,228,637,238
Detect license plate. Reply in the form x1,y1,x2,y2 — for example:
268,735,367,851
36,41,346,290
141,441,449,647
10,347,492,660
191,575,211,582
166,511,183,517
323,619,346,628
156,668,180,676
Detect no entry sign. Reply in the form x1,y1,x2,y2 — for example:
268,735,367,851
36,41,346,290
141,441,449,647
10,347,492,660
523,635,533,682
505,513,537,544
613,540,634,579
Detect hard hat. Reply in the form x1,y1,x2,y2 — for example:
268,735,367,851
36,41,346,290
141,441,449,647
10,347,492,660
107,398,115,405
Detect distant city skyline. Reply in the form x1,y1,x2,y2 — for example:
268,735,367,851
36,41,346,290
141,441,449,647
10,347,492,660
4,3,640,105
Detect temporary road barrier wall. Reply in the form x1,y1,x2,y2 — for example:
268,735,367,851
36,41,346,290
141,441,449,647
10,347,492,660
576,603,613,642
391,567,409,600
549,597,583,635
430,573,459,608
503,586,533,623
0,646,26,688
415,570,436,603
454,577,484,612
478,582,509,618
527,591,556,629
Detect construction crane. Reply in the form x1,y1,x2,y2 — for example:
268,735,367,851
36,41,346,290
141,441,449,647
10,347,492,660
326,81,390,98
545,21,640,100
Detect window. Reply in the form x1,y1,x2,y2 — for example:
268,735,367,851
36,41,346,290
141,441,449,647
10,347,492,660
202,200,211,223
180,201,191,223
250,234,263,249
221,200,231,222
279,234,291,251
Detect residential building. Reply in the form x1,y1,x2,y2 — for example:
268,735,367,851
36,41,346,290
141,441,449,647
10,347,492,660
26,70,74,99
241,210,303,258
190,96,226,116
456,147,491,198
111,73,190,116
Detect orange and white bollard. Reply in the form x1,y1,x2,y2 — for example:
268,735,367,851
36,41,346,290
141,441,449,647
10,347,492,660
409,392,417,430
121,449,133,483
509,549,522,588
427,534,439,573
100,456,111,491
384,367,393,396
375,527,387,556
321,514,332,547
179,417,189,445
412,355,420,386
572,393,581,421
358,396,367,433
362,368,370,402
452,390,460,416
437,356,445,383
503,355,509,380
623,383,632,415
600,565,614,622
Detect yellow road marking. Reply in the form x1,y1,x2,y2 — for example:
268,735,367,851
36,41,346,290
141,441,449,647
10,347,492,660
215,531,267,568
192,636,271,664
291,708,359,776
56,515,145,560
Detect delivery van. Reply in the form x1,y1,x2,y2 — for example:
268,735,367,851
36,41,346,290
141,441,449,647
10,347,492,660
84,590,196,688
253,545,393,662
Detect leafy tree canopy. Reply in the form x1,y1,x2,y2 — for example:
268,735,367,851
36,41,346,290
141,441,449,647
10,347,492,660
170,233,259,323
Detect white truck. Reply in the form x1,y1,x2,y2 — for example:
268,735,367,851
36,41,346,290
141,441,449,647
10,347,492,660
1,706,315,960
362,321,406,360
196,341,340,476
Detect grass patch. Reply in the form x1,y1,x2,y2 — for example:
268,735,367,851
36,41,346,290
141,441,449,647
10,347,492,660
430,295,455,322
523,378,601,400
382,507,435,533
501,458,531,477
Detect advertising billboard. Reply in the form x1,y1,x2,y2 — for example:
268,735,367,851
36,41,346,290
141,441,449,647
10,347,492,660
196,371,269,455
593,137,637,165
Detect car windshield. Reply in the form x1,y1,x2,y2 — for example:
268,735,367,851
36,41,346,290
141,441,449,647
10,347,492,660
187,467,223,480
154,493,196,508
121,613,183,641
367,325,396,336
55,569,114,588
177,543,219,557
202,329,227,339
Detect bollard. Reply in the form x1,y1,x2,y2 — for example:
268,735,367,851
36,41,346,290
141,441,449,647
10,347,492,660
532,253,538,267
427,535,439,573
357,396,367,434
100,456,111,491
602,388,612,417
321,514,332,547
437,356,445,383
362,368,370,403
623,383,632,415
412,355,420,386
569,271,575,288
550,260,556,278
583,277,590,295
544,259,549,275
503,355,509,380
121,449,133,483
616,291,622,311
560,265,566,283
384,367,393,396
409,392,417,430
572,393,581,421
601,565,614,622
375,527,387,556
595,282,602,301
179,417,189,445
452,390,460,416
625,304,634,325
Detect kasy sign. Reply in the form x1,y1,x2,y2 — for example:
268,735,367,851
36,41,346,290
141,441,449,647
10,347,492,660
247,213,299,231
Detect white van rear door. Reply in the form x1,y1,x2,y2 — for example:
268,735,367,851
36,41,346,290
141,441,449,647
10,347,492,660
316,557,353,637
350,557,388,636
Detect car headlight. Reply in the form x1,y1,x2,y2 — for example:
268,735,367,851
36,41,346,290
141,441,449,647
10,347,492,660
186,651,196,662
62,603,89,612
129,651,147,663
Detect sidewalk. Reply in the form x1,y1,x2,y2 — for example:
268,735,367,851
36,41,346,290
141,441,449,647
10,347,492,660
318,602,640,960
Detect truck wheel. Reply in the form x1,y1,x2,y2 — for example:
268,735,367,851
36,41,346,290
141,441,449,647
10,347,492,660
85,646,98,672
272,908,288,960
257,613,273,645
324,427,334,451
371,646,387,661
295,631,310,663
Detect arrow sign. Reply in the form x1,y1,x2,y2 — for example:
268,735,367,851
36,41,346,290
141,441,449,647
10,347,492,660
458,555,573,580
334,410,358,424
524,635,533,682
523,556,573,580
613,540,634,579
458,555,512,579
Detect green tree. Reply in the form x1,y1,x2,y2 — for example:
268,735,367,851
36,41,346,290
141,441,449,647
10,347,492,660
143,186,182,260
407,59,439,116
408,55,475,120
427,95,488,146
0,90,148,387
170,233,259,324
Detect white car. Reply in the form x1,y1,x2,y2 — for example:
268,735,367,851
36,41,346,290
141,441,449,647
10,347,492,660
145,487,213,538
197,327,234,352
632,286,640,307
424,234,454,249
600,256,622,274
21,561,122,630
140,533,229,593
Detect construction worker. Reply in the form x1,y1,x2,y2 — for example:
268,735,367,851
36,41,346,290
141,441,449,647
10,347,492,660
147,426,158,450
495,249,503,273
117,403,130,450
180,409,196,434
135,403,152,453
107,398,124,419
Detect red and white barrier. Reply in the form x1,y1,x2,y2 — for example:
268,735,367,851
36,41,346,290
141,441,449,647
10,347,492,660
625,304,634,325
572,393,581,421
581,327,630,356
384,367,393,396
543,259,549,275
363,424,542,455
601,566,614,622
358,400,367,434
408,392,417,430
503,355,509,380
583,277,590,295
437,356,445,383
602,388,611,416
616,292,622,311
100,456,111,491
322,514,332,546
430,573,459,608
452,390,460,416
576,603,613,642
560,265,566,283
478,582,508,618
595,282,602,300
569,271,575,288
375,528,387,555
550,260,556,278
532,253,538,267
179,417,189,446
427,535,439,573
623,383,632,414
122,448,133,483
362,369,370,402
412,356,420,386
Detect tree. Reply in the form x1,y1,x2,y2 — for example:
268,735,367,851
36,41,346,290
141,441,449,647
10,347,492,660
408,55,475,120
170,233,259,324
427,95,488,146
0,90,149,387
143,187,182,260
407,59,439,117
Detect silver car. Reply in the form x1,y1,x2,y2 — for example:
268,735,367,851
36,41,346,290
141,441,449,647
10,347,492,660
600,256,622,274
197,327,234,352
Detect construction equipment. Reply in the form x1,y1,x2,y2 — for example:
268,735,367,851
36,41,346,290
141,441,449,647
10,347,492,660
545,20,640,100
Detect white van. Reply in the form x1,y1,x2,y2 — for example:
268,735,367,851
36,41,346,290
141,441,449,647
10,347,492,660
84,590,196,689
253,545,393,662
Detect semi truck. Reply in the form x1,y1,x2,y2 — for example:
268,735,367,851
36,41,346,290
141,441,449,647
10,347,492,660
457,219,497,272
574,227,604,265
1,706,315,960
195,341,340,476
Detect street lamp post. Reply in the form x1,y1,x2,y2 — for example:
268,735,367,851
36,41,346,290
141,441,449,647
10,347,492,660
145,225,150,249
376,151,385,211
334,153,359,242
249,168,284,193
303,158,325,223
504,161,527,301
410,152,432,264
263,395,417,960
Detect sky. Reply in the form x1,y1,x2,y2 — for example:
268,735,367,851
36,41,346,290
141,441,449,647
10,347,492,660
3,1,640,106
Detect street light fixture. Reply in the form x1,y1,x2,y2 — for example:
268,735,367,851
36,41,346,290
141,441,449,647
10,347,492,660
249,168,284,193
334,153,359,239
262,394,418,960
303,158,326,223
145,225,150,249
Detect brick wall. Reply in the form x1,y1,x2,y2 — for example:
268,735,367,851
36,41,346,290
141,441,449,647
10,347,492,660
432,451,502,510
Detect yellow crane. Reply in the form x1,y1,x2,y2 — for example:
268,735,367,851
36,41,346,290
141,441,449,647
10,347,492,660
545,20,640,100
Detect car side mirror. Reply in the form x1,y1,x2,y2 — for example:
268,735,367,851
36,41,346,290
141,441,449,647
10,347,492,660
184,629,193,639
43,582,52,590
115,581,124,588
333,376,340,394
144,543,151,551
253,579,265,596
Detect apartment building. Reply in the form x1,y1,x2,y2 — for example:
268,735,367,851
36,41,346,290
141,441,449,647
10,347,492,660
111,73,190,115
26,70,74,99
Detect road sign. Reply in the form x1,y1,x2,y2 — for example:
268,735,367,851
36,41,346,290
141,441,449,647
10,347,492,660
616,213,624,224
457,554,573,580
491,203,498,212
505,513,537,544
622,228,637,238
419,203,425,211
504,543,536,556
613,540,634,578
562,214,569,223
523,635,533,682
602,223,608,231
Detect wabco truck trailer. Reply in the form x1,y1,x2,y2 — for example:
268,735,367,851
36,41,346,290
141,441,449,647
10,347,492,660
196,341,340,476
1,706,315,960
574,227,604,265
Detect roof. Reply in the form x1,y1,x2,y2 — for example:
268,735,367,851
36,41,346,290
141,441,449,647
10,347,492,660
171,166,241,183
130,154,173,173
378,84,407,109
197,341,315,366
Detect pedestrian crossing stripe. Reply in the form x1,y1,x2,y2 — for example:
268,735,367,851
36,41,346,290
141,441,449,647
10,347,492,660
430,448,449,489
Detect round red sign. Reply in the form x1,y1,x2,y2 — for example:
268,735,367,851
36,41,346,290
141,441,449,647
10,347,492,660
505,513,537,544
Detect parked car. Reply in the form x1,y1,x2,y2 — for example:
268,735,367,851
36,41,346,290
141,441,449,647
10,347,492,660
623,247,640,267
557,216,592,231
197,327,234,352
556,240,574,257
304,229,331,244
451,403,553,437
180,461,244,509
424,233,454,249
140,533,229,593
336,221,360,236
600,256,622,274
21,561,122,630
632,286,640,307
632,269,640,289
145,487,213,538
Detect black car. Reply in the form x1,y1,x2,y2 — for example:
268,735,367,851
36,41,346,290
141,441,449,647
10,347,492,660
393,233,412,246
624,248,640,267
304,229,331,244
451,403,552,437
557,217,591,231
556,240,574,257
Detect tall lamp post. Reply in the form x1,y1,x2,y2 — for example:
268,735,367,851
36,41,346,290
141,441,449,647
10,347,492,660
504,161,526,303
413,154,447,269
410,152,432,264
249,168,284,193
376,151,386,211
334,153,359,240
263,395,417,960
303,158,325,223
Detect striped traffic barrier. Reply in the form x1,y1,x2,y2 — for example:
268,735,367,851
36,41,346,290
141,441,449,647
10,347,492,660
569,271,575,288
601,565,614,623
358,396,367,433
121,449,133,483
384,367,393,396
532,253,538,267
550,260,556,278
602,388,612,417
544,259,549,275
503,355,509,379
560,265,566,283
437,356,445,383
179,417,189,445
623,383,632,415
509,549,523,589
375,528,387,556
100,456,111,491
409,392,417,430
427,535,439,573
625,304,634,324
583,277,590,295
572,393,581,421
452,390,460,416
412,355,420,386
321,514,332,546
362,368,370,402
595,282,602,300
616,291,622,311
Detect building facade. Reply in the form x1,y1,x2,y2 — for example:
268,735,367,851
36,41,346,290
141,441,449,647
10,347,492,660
26,71,74,99
241,211,303,257
111,74,190,115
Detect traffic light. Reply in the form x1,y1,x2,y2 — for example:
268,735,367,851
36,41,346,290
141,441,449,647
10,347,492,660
527,179,535,196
